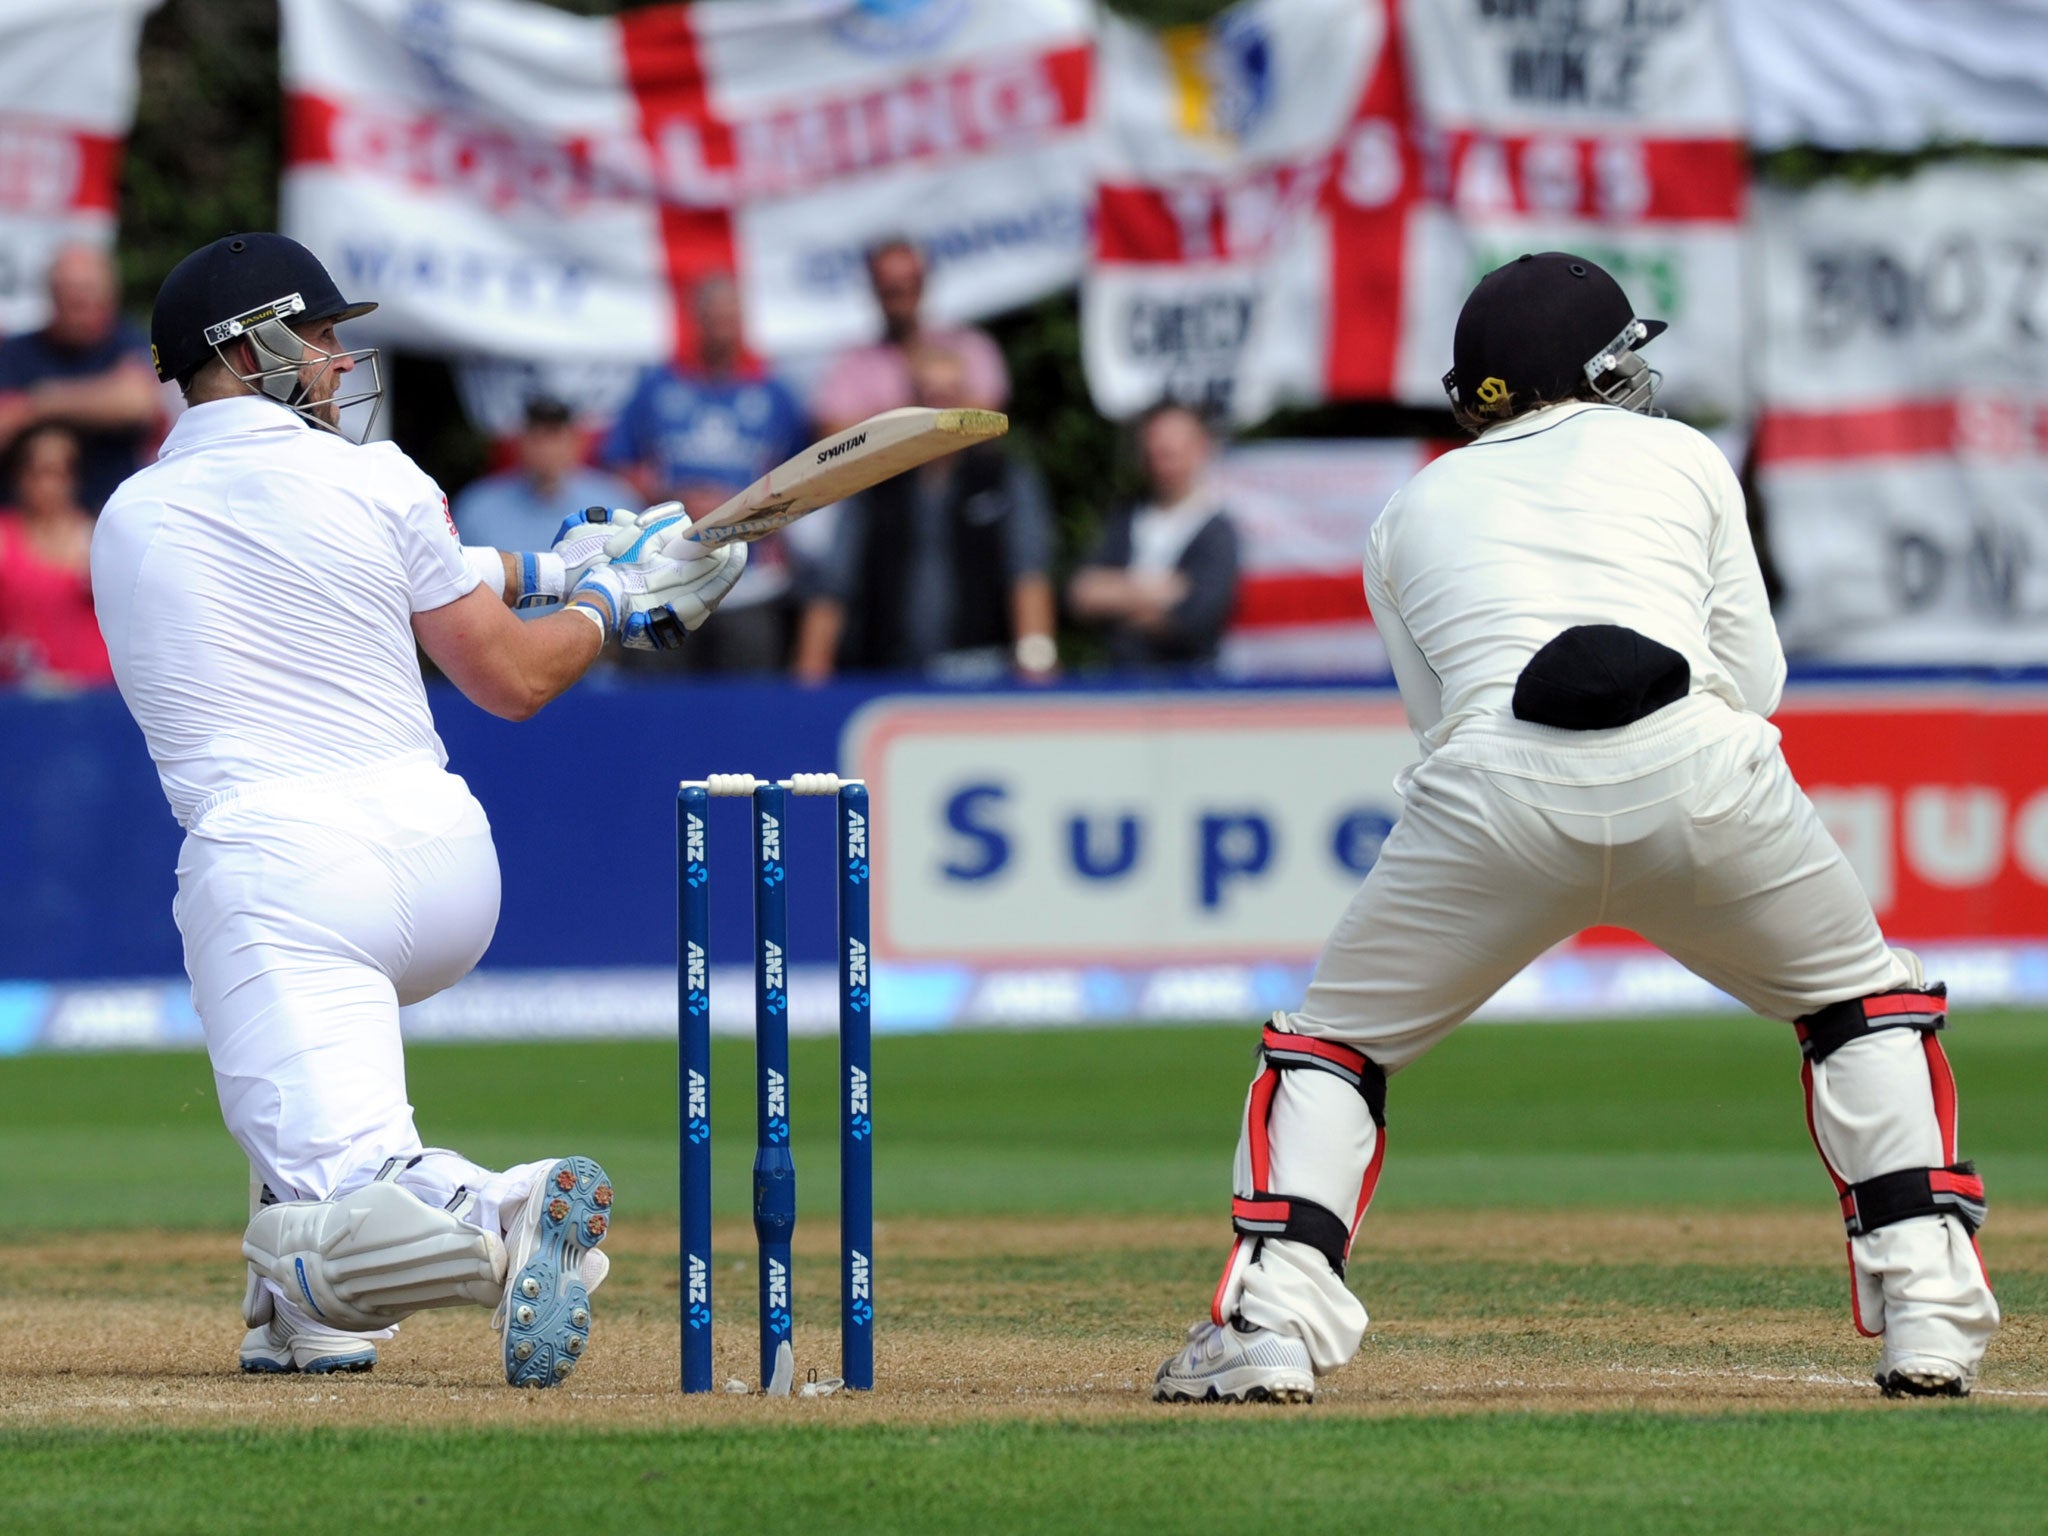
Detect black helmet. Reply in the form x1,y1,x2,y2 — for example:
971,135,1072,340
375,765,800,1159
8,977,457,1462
1442,252,1666,427
150,233,382,439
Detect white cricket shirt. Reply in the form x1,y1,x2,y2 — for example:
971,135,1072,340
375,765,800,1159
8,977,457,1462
1365,401,1785,756
92,397,481,828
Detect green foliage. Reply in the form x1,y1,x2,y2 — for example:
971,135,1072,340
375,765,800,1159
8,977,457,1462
120,0,281,310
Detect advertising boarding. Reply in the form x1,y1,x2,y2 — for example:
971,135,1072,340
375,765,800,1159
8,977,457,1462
6,677,2048,1050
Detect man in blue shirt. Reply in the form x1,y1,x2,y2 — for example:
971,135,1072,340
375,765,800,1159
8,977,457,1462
601,274,810,672
0,246,164,512
452,395,636,557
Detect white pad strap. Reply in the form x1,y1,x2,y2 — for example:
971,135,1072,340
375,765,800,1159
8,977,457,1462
243,1181,508,1331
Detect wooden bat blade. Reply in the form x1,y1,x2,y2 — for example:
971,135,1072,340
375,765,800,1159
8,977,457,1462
677,407,1009,546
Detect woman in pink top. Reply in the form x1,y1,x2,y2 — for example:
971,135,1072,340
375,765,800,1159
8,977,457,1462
0,423,113,687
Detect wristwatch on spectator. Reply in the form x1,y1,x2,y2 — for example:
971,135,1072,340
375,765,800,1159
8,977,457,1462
1013,632,1058,675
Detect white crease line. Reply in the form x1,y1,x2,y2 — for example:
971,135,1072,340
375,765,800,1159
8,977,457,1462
1608,1363,2048,1398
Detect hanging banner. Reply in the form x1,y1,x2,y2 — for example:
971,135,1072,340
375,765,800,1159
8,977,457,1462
1082,0,1745,425
1753,163,2048,663
281,0,1093,365
1726,0,2048,151
1080,0,1382,423
0,0,159,335
1213,437,1436,677
1375,0,1750,419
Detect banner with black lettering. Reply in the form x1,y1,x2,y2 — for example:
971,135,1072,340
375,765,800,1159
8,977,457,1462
1083,0,1746,424
1726,0,2048,150
0,0,159,335
1375,0,1750,419
1754,163,2048,662
1081,0,1381,423
282,0,1093,365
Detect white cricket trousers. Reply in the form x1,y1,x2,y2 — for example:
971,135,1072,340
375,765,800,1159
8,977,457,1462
1222,697,1999,1375
177,752,554,1276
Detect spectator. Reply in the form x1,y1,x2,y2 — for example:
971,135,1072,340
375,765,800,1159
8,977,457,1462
0,424,113,688
602,274,810,672
812,237,1008,433
452,394,635,554
0,245,163,512
1067,403,1241,669
795,346,1056,683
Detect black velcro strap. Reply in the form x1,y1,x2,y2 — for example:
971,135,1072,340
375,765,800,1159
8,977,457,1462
1511,625,1689,731
1260,1026,1387,1127
1841,1161,1986,1238
1232,1193,1351,1278
1796,984,1948,1064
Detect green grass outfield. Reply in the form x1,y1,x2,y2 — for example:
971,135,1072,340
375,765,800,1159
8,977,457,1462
3,1411,2045,1536
2,1013,2042,1534
8,1011,2045,1229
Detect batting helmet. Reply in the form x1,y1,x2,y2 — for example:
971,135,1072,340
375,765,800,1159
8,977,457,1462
1442,252,1666,427
150,233,383,440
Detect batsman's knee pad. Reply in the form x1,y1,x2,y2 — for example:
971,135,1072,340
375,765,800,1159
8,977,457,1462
1794,981,1996,1346
243,1177,508,1331
1215,1018,1387,1324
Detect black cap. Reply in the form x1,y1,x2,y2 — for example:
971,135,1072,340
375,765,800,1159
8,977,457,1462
150,233,376,385
1449,252,1664,421
522,394,575,428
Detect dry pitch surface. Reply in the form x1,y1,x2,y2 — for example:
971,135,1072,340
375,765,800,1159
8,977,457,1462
5,1209,2042,1429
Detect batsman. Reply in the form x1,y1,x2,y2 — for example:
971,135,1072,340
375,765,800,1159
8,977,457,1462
91,234,748,1385
1155,253,1999,1405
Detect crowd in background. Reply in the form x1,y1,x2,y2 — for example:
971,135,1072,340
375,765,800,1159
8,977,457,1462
0,238,1244,693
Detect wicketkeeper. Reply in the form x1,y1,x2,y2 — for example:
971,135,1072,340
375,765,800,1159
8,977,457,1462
92,233,747,1385
1154,252,1999,1405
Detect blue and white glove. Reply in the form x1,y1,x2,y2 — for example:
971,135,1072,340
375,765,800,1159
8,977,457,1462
564,503,748,649
550,505,640,593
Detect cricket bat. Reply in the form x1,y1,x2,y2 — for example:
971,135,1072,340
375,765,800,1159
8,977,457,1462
673,406,1009,548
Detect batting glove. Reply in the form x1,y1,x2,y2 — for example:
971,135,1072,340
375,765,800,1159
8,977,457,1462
564,503,746,647
550,505,641,592
620,542,748,650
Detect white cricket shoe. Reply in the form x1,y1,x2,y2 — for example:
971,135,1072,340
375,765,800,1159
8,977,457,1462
1153,1318,1315,1404
1877,1350,1975,1399
239,1315,378,1376
493,1156,613,1388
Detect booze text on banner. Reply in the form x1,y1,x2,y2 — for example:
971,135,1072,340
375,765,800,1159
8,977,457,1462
1754,163,2048,663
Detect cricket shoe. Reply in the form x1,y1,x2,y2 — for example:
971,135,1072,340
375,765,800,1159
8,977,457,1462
1153,1318,1315,1404
494,1157,613,1388
1876,1351,1975,1399
239,1316,378,1376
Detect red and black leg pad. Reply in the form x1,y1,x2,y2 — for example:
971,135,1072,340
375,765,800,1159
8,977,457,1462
1255,1028,1390,1126
1232,1194,1352,1279
1795,984,1946,1064
1232,1026,1389,1283
1840,1162,1988,1239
